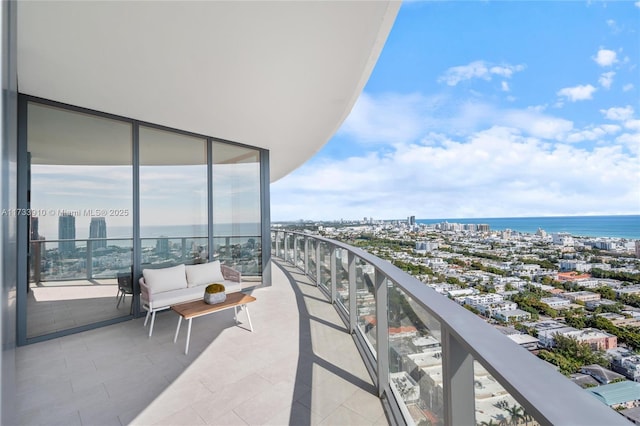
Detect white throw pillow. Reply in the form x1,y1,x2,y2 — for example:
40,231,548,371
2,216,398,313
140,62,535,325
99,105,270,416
185,260,225,287
143,264,187,293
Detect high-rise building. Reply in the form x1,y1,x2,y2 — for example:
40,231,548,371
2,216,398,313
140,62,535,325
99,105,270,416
408,215,416,226
156,236,169,255
89,217,107,249
29,216,38,241
58,214,76,254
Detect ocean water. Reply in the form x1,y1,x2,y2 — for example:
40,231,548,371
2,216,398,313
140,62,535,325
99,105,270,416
416,215,639,240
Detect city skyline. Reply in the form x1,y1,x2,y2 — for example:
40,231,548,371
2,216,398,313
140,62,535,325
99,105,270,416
271,1,640,221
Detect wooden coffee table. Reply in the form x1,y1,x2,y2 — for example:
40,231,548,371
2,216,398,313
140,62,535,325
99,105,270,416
171,292,256,354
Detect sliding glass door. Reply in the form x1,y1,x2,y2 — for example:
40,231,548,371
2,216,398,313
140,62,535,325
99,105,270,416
26,102,133,338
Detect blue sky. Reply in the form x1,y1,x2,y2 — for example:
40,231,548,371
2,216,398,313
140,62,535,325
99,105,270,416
271,1,640,221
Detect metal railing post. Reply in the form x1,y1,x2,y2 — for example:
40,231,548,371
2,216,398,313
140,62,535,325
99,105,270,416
330,245,337,303
442,329,476,426
348,252,356,333
86,240,93,280
375,269,389,398
284,232,289,262
304,236,309,274
293,234,297,266
316,240,321,286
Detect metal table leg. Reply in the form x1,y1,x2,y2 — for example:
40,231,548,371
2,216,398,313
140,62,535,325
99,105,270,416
185,318,193,355
245,305,254,332
174,316,182,343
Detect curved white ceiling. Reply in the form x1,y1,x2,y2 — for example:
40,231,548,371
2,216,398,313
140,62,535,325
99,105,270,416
17,1,400,181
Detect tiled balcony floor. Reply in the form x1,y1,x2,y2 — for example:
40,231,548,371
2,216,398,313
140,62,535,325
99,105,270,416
16,260,388,426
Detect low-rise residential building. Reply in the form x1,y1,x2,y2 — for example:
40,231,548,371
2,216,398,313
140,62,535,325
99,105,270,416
557,271,592,281
553,232,574,246
494,309,532,323
588,381,640,410
609,348,640,382
580,364,625,384
561,291,601,303
574,278,601,289
463,294,504,307
617,286,640,297
540,296,571,309
559,260,591,272
539,327,617,350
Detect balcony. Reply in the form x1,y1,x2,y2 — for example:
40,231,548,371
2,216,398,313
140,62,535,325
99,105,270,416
16,231,631,425
16,251,385,425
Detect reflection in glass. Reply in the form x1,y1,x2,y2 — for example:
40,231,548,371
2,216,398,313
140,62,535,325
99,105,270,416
355,257,377,352
212,142,261,281
27,102,133,338
308,239,317,281
388,282,444,425
335,248,350,312
139,126,207,266
474,360,540,426
295,235,305,270
319,242,331,291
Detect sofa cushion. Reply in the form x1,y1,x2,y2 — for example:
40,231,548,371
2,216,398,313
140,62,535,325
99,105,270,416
185,261,225,287
149,280,242,309
143,264,188,293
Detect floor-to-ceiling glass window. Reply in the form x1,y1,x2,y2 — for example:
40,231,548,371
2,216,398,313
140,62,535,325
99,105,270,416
26,102,133,338
212,142,262,284
139,126,208,267
21,98,268,343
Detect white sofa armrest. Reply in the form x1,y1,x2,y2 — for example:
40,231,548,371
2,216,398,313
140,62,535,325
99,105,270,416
139,277,151,304
221,264,241,283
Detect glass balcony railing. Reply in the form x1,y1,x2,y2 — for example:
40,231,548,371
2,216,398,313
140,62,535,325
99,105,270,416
30,235,262,283
272,230,630,426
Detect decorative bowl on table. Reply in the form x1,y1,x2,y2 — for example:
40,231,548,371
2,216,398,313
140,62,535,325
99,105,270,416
204,283,226,304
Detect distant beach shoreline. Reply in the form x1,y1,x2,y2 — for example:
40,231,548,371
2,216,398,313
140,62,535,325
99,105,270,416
416,215,639,240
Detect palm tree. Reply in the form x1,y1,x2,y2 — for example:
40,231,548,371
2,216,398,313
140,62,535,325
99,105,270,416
479,420,498,426
505,404,525,425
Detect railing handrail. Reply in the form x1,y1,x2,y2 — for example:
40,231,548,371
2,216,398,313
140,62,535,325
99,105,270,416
30,235,262,244
273,230,630,426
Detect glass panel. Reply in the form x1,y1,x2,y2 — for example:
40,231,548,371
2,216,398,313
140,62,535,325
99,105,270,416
296,235,305,270
271,231,276,256
287,233,295,263
141,237,208,267
308,239,317,281
335,247,349,311
212,142,261,284
473,360,540,426
212,236,261,277
27,103,133,338
319,242,331,291
355,257,377,353
388,283,444,425
139,126,207,266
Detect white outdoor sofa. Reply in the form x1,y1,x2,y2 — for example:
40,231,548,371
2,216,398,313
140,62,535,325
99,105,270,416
139,261,242,337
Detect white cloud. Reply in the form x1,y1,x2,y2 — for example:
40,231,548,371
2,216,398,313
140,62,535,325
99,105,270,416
272,127,639,220
625,120,640,131
593,49,618,67
501,81,510,92
601,105,635,121
636,1,640,8
338,92,444,145
623,84,635,92
557,84,597,102
606,19,622,34
565,124,621,143
598,71,615,89
438,61,525,86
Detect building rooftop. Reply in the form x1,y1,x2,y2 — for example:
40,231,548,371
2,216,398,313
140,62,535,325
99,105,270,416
588,381,640,406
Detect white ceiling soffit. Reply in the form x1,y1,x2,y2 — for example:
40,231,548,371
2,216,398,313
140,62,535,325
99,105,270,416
17,1,400,182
